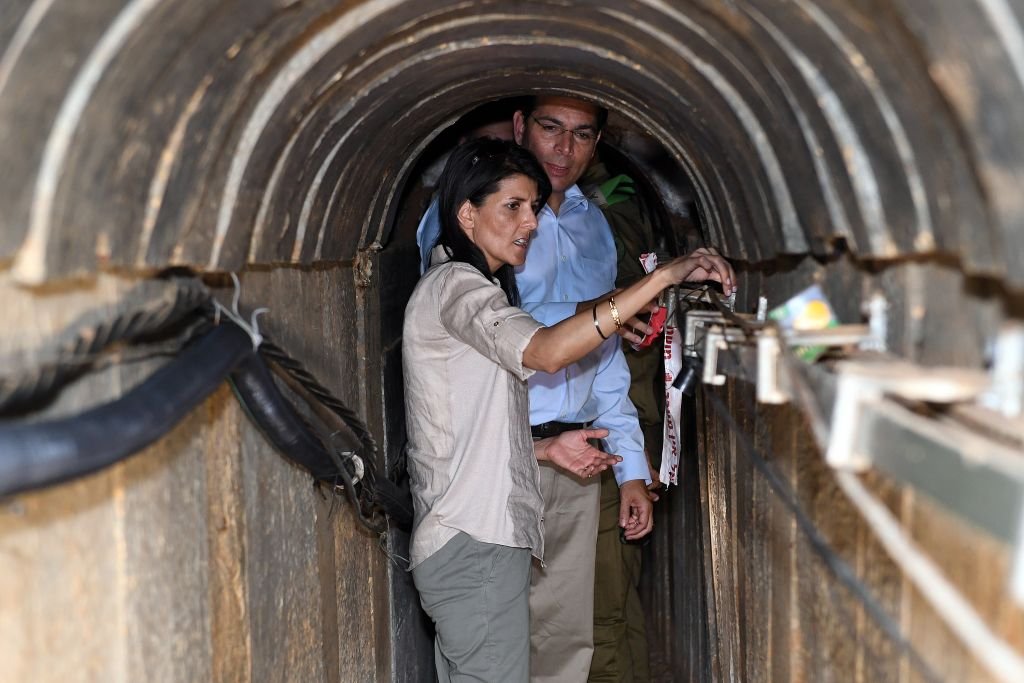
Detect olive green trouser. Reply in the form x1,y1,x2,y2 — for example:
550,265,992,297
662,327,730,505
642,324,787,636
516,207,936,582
589,470,650,682
413,532,532,682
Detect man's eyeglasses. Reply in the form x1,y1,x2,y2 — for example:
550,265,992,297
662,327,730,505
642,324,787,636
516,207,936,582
530,116,598,145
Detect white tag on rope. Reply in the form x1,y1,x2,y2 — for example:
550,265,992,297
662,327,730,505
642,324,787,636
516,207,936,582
635,252,682,486
661,319,683,486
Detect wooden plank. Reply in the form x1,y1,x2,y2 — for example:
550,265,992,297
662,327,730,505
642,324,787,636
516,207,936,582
0,456,125,682
118,372,214,683
204,386,253,683
356,253,401,682
742,391,773,683
316,265,392,681
706,384,742,680
697,392,726,682
765,404,797,683
679,392,712,681
235,264,382,682
906,487,1024,682
729,381,754,682
791,404,851,681
239,415,327,683
376,245,435,682
853,472,904,683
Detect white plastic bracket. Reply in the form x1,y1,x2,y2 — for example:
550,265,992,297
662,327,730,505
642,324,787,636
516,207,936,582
756,329,789,404
826,360,991,471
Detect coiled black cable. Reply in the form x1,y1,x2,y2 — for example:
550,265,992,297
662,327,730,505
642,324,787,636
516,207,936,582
258,338,379,465
0,272,414,533
227,352,391,533
0,277,210,414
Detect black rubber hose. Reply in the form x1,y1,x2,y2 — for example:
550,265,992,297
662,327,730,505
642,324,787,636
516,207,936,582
227,355,405,533
0,323,252,497
228,354,353,483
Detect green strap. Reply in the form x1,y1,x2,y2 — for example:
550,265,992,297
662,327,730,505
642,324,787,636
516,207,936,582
598,174,636,207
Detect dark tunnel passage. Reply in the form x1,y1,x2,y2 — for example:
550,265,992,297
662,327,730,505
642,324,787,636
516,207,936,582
3,1,1024,681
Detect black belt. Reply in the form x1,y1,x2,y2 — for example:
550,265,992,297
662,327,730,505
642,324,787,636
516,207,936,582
531,421,588,439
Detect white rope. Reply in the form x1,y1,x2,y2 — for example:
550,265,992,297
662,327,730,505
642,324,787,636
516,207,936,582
212,273,268,351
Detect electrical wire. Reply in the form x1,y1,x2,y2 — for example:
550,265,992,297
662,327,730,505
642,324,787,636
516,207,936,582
258,337,380,464
701,388,945,683
0,294,409,532
722,311,1024,682
227,352,387,533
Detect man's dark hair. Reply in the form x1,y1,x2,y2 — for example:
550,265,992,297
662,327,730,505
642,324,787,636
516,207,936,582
437,138,552,306
520,96,609,131
456,97,527,138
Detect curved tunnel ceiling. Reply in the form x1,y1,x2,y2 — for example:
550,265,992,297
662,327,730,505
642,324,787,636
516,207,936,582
1,0,1023,290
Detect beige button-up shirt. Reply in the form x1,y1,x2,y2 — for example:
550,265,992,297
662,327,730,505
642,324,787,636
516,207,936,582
403,261,546,569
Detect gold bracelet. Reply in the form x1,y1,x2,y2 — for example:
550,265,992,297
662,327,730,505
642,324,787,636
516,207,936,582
607,296,622,329
592,304,609,340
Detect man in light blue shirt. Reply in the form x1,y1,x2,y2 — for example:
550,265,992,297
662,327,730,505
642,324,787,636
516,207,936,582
416,95,655,683
512,97,657,683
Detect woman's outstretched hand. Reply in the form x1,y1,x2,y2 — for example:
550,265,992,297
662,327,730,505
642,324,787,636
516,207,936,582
660,246,737,294
535,427,621,479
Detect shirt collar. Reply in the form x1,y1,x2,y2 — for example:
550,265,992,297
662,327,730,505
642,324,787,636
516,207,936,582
428,244,451,267
548,183,589,215
428,246,500,285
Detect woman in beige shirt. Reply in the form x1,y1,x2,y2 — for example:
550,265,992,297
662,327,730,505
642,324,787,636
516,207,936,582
403,138,734,682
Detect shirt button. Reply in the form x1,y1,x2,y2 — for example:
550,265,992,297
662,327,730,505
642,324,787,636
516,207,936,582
563,295,568,301
561,255,567,262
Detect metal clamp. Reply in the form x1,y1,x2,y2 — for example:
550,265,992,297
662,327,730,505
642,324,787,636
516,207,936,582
701,325,748,385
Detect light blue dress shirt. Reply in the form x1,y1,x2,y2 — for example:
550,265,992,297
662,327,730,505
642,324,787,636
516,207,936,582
415,197,442,274
415,185,649,485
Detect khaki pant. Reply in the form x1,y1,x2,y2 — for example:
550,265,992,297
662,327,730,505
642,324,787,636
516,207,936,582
590,470,650,682
530,462,602,683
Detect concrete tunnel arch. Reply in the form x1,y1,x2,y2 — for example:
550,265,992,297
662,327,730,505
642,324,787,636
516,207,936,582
4,0,1022,292
4,2,1024,681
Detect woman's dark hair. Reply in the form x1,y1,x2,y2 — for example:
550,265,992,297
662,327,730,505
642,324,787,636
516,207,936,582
437,138,551,305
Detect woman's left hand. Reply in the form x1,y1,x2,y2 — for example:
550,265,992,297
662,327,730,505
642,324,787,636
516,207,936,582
536,427,621,478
